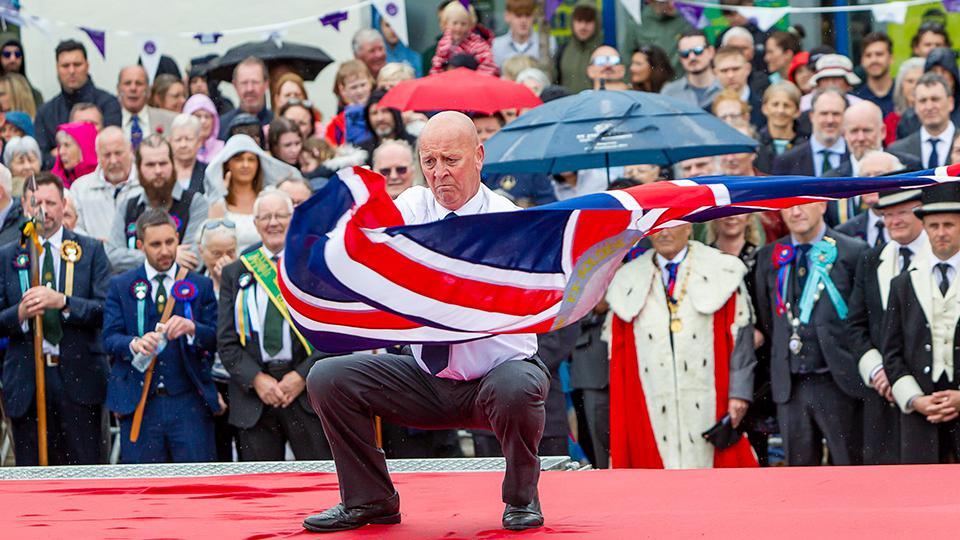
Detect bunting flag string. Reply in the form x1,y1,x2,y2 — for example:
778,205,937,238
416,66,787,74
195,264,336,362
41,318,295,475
0,0,410,61
676,0,947,30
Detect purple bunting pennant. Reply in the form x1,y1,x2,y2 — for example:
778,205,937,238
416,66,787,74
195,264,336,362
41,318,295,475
546,0,563,20
79,27,106,59
945,0,960,12
319,11,349,31
675,3,706,29
193,32,223,45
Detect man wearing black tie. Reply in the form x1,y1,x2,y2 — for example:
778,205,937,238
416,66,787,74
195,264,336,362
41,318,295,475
847,188,926,464
302,112,549,532
836,151,904,247
889,73,956,170
772,89,850,178
884,183,960,463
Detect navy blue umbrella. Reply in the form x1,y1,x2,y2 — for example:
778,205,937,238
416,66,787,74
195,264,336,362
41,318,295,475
482,90,758,174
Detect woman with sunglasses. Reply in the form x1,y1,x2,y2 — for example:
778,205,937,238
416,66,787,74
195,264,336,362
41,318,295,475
204,134,299,252
0,39,43,107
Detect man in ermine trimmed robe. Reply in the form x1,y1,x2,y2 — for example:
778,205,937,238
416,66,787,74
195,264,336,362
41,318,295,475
606,223,758,469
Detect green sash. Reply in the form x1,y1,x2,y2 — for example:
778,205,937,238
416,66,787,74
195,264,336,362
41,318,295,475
240,248,313,354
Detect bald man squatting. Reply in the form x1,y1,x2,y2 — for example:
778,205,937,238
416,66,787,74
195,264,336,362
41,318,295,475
302,112,550,533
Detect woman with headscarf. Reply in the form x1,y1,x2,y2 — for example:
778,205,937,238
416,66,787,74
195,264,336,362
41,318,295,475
51,121,97,187
203,134,299,252
183,94,225,163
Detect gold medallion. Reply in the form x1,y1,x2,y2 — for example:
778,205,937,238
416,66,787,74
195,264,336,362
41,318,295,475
670,318,683,333
60,240,82,263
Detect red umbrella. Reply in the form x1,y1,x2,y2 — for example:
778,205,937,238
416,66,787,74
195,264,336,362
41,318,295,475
378,68,542,114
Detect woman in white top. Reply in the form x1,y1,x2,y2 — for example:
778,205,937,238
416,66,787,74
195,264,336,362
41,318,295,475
205,134,299,252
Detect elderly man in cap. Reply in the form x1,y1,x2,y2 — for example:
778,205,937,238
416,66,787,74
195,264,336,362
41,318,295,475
884,182,960,463
847,156,928,465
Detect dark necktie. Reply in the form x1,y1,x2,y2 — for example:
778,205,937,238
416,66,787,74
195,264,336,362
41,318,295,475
154,274,167,314
818,150,833,176
262,256,284,356
665,262,679,299
928,138,941,169
131,115,143,149
41,241,62,345
795,243,812,294
899,247,912,275
873,220,885,248
937,263,951,296
421,213,457,375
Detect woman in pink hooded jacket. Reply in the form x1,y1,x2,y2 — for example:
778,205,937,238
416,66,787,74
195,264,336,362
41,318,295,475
182,94,225,163
51,121,97,188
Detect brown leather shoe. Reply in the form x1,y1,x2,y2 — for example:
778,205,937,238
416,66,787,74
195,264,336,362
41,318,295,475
502,496,543,531
302,492,401,533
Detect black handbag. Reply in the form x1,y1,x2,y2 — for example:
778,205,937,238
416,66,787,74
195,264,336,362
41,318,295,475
701,414,743,450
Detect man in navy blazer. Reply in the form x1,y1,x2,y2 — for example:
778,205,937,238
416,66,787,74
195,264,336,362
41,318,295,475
103,208,221,463
772,89,851,177
0,173,110,466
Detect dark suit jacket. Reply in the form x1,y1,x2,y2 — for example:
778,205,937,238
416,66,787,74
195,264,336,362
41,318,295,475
883,267,960,463
754,229,869,404
217,258,320,429
103,266,219,415
848,244,896,369
0,198,27,247
0,229,110,418
771,141,850,177
569,311,608,390
888,129,956,168
834,212,869,242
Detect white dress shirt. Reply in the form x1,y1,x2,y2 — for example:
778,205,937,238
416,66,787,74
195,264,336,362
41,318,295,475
122,107,152,143
491,31,557,67
809,137,847,177
253,246,292,362
23,227,65,355
393,185,539,381
865,210,890,248
896,231,928,273
655,246,689,288
921,123,956,169
145,260,176,306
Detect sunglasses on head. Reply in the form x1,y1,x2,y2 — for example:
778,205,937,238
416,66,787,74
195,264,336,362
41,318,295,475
679,46,707,59
592,55,621,67
2,50,21,59
378,166,408,176
285,98,314,109
203,218,236,230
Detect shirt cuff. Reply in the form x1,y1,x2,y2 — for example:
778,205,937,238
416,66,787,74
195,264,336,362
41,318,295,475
892,375,924,413
857,349,884,385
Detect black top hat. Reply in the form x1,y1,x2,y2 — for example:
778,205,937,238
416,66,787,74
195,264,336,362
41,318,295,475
913,183,960,218
876,189,922,210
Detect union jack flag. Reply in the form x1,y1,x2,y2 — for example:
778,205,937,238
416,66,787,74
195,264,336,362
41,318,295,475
279,165,960,352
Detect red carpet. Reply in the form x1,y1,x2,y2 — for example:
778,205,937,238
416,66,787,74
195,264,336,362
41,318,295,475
3,466,959,539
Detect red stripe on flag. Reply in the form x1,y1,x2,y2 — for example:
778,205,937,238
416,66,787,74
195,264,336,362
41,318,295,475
349,166,405,228
627,182,718,209
278,268,422,329
343,224,564,317
570,210,633,264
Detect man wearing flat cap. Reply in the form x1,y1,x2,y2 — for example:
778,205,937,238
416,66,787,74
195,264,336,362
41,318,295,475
847,185,927,464
883,182,960,463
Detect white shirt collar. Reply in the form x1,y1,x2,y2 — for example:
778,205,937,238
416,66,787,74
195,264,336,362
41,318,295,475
790,222,827,246
921,122,955,144
931,247,960,274
145,261,178,282
260,245,284,261
655,245,688,269
434,186,485,219
899,230,928,252
809,136,846,155
43,226,64,250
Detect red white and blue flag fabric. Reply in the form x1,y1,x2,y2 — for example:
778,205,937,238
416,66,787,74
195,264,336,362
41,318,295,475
279,165,960,352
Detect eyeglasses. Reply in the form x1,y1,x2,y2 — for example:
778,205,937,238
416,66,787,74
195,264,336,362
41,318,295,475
2,50,22,59
255,212,292,223
377,166,409,176
679,46,707,59
591,55,621,67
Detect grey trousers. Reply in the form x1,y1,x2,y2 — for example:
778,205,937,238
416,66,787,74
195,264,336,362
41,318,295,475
306,353,549,508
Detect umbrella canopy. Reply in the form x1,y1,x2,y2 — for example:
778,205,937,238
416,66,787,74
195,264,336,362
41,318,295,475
206,39,333,81
378,67,542,114
482,90,758,174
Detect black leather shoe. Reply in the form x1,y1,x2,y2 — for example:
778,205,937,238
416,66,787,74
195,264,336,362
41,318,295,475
302,492,401,533
502,497,543,531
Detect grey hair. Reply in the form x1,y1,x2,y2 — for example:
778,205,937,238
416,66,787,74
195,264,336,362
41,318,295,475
3,135,40,165
893,57,926,114
170,113,202,138
196,218,238,247
352,28,384,55
721,26,754,47
372,138,415,166
860,150,905,172
0,163,11,195
253,186,294,217
810,87,848,112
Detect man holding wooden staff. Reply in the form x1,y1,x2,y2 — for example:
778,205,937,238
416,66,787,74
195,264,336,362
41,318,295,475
0,172,110,466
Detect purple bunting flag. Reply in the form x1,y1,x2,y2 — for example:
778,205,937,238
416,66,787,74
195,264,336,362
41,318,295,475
945,0,960,12
675,3,706,29
79,27,106,59
546,0,563,20
193,32,223,45
320,11,349,31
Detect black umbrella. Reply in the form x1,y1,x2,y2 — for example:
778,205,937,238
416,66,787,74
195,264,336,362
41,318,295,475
205,39,334,81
